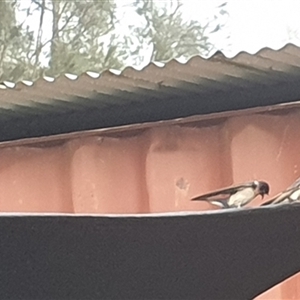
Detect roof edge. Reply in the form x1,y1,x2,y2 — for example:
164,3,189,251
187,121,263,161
1,42,300,89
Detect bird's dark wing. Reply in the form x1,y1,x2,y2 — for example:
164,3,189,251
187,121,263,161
191,182,254,201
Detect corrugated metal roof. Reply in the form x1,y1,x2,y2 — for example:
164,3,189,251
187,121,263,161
1,43,300,141
1,43,300,110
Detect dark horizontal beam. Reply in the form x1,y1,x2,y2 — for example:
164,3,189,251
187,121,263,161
0,204,300,299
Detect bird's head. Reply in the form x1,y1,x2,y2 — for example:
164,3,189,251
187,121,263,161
255,181,269,199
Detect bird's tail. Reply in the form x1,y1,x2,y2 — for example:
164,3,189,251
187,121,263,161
192,197,229,209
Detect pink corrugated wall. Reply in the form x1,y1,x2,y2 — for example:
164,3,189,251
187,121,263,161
0,110,299,298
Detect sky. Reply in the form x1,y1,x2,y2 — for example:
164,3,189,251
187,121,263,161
223,0,300,56
105,0,300,58
15,0,300,68
179,0,300,57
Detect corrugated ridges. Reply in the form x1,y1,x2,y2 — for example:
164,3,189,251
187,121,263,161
0,43,300,114
1,42,300,90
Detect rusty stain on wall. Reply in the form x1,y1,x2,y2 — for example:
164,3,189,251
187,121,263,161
0,107,300,298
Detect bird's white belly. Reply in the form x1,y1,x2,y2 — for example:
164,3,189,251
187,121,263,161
228,188,255,207
290,189,300,201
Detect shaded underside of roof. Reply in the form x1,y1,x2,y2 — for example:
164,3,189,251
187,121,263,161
1,43,300,141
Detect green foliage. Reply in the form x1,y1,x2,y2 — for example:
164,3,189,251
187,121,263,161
131,0,214,61
0,0,228,82
47,0,124,76
0,1,37,81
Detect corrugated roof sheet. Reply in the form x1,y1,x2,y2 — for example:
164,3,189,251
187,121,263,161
1,43,300,109
1,43,300,141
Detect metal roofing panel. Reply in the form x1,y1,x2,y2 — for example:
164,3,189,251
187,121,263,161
0,43,299,108
0,43,300,141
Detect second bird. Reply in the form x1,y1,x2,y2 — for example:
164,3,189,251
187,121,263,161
261,177,300,206
191,181,269,209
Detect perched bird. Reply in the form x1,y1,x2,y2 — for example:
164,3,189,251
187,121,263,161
261,177,300,206
191,181,269,209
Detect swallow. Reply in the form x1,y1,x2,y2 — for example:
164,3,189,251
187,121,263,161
261,177,300,206
191,181,269,209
